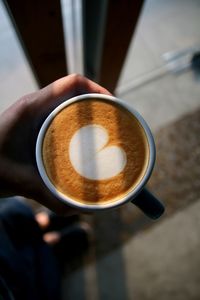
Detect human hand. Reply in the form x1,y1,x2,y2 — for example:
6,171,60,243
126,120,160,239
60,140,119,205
0,74,111,214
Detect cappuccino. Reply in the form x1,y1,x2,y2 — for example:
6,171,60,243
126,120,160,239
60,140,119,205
42,98,150,205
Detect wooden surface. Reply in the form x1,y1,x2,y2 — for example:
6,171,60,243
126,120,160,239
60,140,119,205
98,0,144,92
4,0,67,87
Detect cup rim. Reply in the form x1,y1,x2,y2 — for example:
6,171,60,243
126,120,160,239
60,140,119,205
36,93,156,211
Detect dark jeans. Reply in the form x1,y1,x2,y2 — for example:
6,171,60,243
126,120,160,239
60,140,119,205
0,198,61,300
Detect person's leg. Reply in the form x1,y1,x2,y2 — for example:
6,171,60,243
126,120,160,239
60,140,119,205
0,197,61,300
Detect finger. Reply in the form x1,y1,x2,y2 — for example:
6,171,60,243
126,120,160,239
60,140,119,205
30,178,78,216
33,176,80,215
46,73,112,98
34,74,112,111
4,162,79,216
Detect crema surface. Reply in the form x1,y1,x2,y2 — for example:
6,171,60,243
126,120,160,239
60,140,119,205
42,99,149,204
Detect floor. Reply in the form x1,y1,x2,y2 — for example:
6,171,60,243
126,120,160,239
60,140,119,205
0,0,200,299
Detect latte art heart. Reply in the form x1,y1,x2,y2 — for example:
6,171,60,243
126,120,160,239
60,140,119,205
69,125,127,180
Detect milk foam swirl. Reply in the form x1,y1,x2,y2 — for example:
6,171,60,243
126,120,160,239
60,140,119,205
69,125,127,180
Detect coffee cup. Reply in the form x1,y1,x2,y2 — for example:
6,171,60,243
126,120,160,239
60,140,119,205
36,94,164,219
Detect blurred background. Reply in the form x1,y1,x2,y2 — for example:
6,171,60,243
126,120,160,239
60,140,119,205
1,0,200,299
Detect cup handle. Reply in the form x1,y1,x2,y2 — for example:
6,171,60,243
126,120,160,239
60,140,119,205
131,188,165,220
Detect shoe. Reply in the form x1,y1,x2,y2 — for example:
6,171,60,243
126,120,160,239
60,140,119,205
52,222,92,270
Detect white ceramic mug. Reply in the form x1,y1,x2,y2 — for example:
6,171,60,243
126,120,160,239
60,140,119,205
36,94,164,219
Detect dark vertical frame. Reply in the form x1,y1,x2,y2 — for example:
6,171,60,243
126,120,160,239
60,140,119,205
98,0,144,92
82,0,108,81
3,0,67,87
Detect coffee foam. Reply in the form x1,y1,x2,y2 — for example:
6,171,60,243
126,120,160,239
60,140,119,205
69,124,127,180
42,99,149,204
